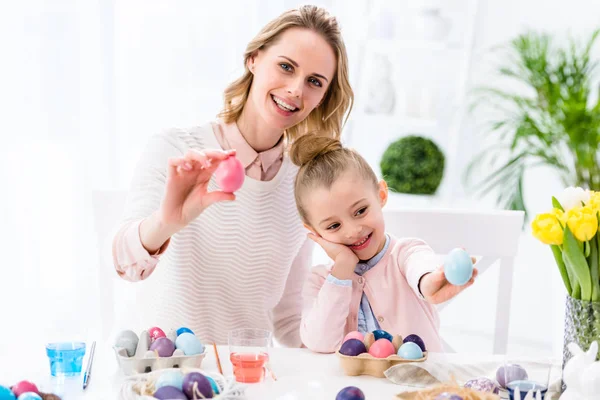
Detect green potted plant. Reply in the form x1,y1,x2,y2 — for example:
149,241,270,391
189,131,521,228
464,29,600,219
380,135,445,200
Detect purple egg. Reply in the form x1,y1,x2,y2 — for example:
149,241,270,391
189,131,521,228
149,337,175,357
496,364,528,388
336,386,365,400
464,377,500,394
434,393,463,400
403,334,426,352
339,339,367,356
183,372,213,399
153,386,187,400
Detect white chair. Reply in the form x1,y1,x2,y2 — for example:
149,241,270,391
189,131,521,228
92,189,150,343
383,207,524,355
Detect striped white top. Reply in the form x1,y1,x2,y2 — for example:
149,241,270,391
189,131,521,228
112,122,311,347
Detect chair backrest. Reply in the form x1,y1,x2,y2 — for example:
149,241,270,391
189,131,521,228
92,189,150,342
383,207,524,354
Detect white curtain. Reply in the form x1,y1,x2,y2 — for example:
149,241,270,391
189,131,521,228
0,0,365,354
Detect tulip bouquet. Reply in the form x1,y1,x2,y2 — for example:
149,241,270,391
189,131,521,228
532,187,600,364
532,187,600,301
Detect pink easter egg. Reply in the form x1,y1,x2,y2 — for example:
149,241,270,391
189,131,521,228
343,331,365,343
367,338,396,359
148,326,166,343
215,156,244,193
11,381,39,397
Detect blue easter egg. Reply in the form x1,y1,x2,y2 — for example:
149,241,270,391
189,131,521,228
0,386,15,400
17,394,41,400
176,327,194,336
372,329,393,342
398,342,424,360
155,369,184,391
206,375,220,395
175,332,205,355
444,248,473,286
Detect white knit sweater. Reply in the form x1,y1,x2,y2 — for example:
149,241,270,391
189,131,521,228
112,122,311,347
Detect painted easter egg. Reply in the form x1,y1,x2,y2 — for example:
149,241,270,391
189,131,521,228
434,393,463,400
339,339,366,356
215,156,244,193
176,327,194,336
206,375,220,395
464,377,500,394
16,393,41,400
496,364,528,388
175,332,205,356
403,334,426,352
372,329,393,342
392,334,403,352
114,329,139,357
148,327,166,343
444,248,473,286
155,370,184,391
149,337,175,357
183,372,213,399
16,394,41,400
335,386,365,400
343,331,364,343
363,332,375,351
153,386,187,400
11,382,38,398
0,386,15,400
368,339,396,358
398,342,424,360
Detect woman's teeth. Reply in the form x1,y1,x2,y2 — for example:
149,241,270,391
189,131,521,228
272,95,297,112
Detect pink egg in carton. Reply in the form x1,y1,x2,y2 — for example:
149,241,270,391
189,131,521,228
336,330,428,378
113,326,207,375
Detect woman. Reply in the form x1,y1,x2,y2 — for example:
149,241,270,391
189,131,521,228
112,5,354,347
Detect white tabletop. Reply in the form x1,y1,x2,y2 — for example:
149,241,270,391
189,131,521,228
1,341,560,400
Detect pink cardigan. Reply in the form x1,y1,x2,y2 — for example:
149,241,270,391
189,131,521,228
300,235,443,353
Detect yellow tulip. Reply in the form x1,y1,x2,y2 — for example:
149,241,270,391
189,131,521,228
532,209,565,245
588,191,600,213
565,205,598,242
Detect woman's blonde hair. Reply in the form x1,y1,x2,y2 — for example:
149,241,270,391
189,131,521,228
218,5,354,143
290,133,378,223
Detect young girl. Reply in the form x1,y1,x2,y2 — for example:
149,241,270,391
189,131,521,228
291,135,478,353
112,6,353,346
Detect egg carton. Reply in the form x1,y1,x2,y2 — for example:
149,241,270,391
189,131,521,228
114,330,207,375
119,367,245,400
337,350,428,378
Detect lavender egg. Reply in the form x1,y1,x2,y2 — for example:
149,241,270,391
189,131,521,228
339,339,367,356
149,337,175,357
464,377,500,394
435,393,463,400
183,372,213,399
403,334,426,352
496,364,528,388
153,386,187,400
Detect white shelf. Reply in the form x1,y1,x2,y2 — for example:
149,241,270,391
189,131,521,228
350,113,438,129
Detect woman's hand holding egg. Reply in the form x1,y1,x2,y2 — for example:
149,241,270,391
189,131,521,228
419,249,478,305
160,149,239,229
308,233,359,280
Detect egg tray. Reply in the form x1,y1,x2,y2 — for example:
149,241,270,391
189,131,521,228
119,367,245,400
337,350,428,378
113,330,207,376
